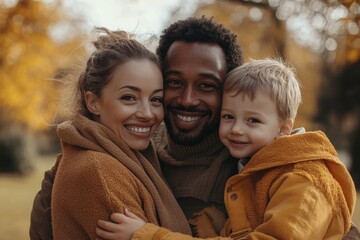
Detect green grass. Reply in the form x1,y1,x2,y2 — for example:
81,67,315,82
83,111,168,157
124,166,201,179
0,155,359,239
0,155,54,239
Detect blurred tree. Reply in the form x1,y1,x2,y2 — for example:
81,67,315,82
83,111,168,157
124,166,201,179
224,0,360,65
191,0,360,184
0,0,86,172
318,59,360,188
0,0,85,130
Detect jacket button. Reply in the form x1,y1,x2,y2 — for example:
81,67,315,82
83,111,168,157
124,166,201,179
226,186,232,193
230,193,238,200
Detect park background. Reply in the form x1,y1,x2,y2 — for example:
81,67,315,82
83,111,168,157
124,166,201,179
0,0,359,238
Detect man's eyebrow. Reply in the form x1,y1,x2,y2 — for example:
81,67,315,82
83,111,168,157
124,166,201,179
199,72,222,83
164,70,222,83
164,69,181,76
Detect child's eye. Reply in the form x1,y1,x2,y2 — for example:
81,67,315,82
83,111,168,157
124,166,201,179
248,118,260,123
222,114,234,120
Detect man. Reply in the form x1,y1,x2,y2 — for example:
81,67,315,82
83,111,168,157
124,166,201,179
151,16,242,229
30,16,359,239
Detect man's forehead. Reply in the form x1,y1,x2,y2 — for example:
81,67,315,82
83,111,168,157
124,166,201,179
164,41,227,74
166,41,224,57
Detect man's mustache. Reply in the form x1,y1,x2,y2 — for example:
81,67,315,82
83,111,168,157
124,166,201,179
165,105,209,114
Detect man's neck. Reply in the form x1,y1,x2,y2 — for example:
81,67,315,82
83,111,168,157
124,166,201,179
166,130,224,160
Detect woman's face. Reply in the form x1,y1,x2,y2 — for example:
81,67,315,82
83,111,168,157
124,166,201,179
87,59,164,150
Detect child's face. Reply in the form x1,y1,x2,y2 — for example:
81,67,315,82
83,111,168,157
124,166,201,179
219,90,284,159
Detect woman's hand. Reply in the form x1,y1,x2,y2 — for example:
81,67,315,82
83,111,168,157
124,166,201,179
96,208,146,240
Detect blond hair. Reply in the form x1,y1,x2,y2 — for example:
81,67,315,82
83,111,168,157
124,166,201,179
224,58,302,120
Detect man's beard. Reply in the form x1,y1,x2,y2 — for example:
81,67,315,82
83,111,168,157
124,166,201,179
164,116,219,145
163,104,220,145
167,126,217,145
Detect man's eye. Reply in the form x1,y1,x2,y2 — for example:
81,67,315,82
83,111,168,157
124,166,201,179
165,79,182,87
198,83,218,92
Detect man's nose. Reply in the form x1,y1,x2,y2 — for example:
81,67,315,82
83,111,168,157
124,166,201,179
176,86,200,107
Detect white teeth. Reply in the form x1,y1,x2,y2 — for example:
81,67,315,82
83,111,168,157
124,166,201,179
176,114,200,122
126,126,150,133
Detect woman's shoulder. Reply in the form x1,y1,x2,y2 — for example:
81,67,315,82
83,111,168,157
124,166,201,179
53,149,142,205
58,149,135,184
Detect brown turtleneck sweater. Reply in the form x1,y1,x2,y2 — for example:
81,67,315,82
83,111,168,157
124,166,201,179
151,124,237,225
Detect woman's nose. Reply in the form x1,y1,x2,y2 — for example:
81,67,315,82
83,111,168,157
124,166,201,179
135,103,154,119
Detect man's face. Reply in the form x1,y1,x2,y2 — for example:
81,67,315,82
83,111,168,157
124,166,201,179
163,41,227,145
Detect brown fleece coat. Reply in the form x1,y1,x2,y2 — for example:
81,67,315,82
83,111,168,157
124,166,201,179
51,115,190,239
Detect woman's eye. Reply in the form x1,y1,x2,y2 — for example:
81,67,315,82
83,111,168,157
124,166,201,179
120,95,136,101
151,97,163,104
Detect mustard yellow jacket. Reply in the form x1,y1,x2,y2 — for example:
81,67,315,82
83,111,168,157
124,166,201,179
132,131,356,240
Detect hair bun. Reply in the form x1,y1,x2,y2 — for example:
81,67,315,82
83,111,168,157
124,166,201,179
92,27,132,50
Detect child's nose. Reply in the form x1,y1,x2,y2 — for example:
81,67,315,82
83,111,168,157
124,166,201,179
231,122,245,135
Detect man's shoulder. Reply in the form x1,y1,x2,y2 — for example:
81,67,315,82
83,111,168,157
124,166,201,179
152,123,168,148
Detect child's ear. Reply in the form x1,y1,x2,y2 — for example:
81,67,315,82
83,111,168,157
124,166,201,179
279,119,294,136
85,91,101,115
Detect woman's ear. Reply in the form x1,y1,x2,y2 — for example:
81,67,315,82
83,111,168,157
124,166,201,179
279,118,294,136
85,91,101,115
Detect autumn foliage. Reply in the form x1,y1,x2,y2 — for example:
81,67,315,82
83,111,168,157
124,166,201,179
0,0,85,130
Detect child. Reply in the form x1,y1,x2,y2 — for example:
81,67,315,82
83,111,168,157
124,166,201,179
96,58,356,240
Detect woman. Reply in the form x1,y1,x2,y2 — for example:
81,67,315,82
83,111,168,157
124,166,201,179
50,28,190,239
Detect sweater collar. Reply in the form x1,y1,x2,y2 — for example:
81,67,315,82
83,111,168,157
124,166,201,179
241,131,339,175
166,129,225,159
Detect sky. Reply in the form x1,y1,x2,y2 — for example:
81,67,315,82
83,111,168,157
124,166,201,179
62,0,201,36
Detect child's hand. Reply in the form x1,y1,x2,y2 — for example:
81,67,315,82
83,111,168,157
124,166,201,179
96,208,146,240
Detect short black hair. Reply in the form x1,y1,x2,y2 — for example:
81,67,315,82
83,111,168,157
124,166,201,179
156,16,243,72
